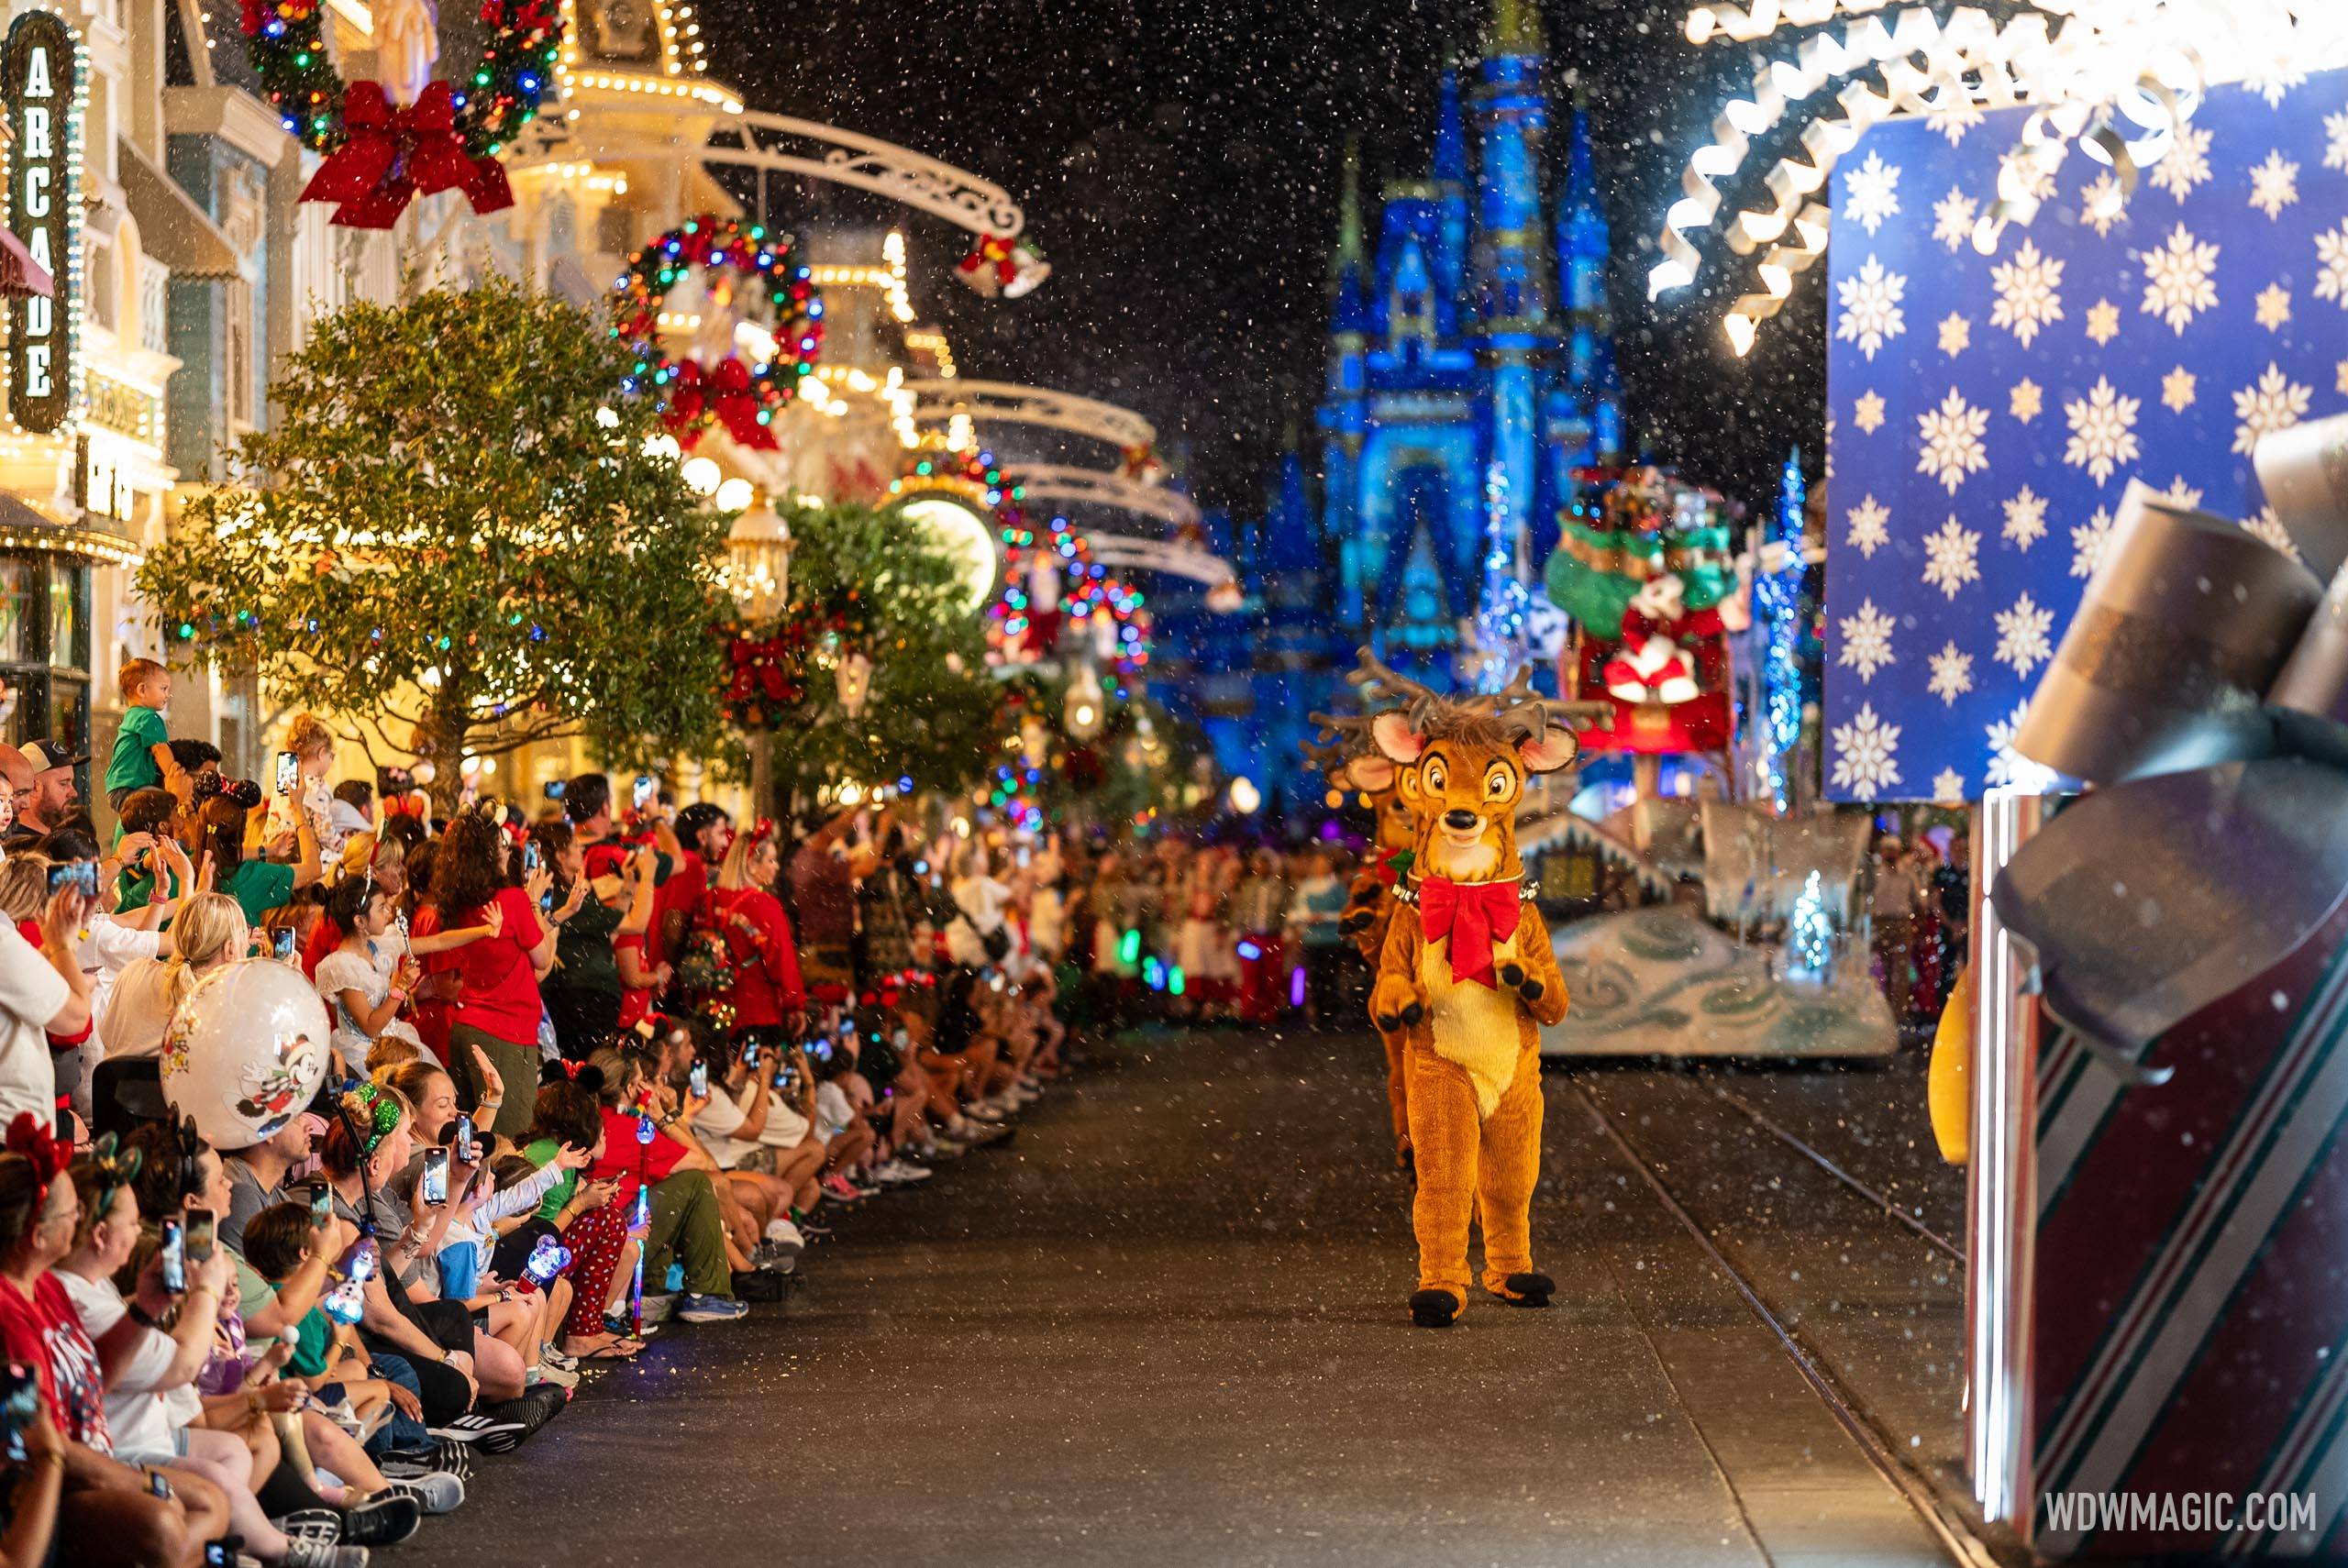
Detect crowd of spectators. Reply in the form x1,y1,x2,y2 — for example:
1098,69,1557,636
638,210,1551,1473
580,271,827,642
0,666,1100,1567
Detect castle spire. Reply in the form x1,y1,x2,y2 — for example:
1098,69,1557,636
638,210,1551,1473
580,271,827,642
1328,138,1365,290
1432,70,1467,185
1484,0,1544,60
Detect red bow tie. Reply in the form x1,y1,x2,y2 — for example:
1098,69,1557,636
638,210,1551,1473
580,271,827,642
1417,876,1521,988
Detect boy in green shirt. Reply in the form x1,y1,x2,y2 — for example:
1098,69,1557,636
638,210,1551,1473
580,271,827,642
105,657,183,811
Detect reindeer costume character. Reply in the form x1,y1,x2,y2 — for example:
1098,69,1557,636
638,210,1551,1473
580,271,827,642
1358,655,1578,1327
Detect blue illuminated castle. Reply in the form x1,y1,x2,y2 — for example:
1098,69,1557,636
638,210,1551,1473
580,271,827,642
1319,0,1625,661
1158,0,1629,818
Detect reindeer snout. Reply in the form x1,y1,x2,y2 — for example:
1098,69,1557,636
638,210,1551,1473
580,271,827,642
1442,809,1479,833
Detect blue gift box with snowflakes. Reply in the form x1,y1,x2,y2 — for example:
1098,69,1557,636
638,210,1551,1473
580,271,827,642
1822,71,2348,802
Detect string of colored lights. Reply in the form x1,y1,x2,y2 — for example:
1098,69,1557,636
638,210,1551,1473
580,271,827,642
1753,447,1806,812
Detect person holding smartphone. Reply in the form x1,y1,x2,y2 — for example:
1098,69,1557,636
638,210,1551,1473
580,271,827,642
432,814,559,1139
0,869,96,1132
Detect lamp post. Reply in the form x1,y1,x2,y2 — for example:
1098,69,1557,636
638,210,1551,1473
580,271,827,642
726,491,792,816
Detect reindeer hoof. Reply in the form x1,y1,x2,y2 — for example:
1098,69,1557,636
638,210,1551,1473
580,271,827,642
1400,1002,1424,1029
1496,1273,1555,1309
1410,1288,1463,1328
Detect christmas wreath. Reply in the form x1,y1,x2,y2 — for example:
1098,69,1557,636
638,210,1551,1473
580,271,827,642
715,614,815,731
614,215,824,451
244,0,562,227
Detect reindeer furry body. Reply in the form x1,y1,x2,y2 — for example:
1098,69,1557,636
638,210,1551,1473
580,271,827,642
1357,657,1577,1327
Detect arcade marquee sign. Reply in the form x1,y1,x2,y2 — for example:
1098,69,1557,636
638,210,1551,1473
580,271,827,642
3,9,78,436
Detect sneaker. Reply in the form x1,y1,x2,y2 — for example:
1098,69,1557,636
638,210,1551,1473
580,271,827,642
761,1219,805,1258
428,1410,530,1447
731,1269,790,1302
638,1292,679,1324
819,1175,864,1205
676,1292,749,1322
471,1387,566,1455
847,1174,886,1198
525,1362,580,1389
539,1344,579,1372
960,1120,1014,1147
281,1541,368,1568
382,1472,465,1515
604,1309,656,1339
274,1508,343,1545
793,1210,835,1239
872,1158,933,1186
377,1440,472,1484
338,1493,421,1547
961,1102,1008,1125
1011,1082,1044,1105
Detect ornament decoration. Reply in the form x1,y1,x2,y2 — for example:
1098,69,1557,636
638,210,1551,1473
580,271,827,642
614,215,824,452
956,232,1051,298
249,0,559,226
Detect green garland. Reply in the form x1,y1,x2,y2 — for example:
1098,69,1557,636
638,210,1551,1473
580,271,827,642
239,0,562,158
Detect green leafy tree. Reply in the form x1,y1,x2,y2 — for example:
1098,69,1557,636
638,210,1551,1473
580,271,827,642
136,275,729,809
725,502,997,814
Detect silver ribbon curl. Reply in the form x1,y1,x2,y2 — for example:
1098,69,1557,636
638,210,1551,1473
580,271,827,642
1992,414,2348,1081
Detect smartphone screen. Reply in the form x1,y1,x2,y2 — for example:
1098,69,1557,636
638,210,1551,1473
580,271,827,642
159,1218,186,1294
523,841,541,876
419,1147,449,1206
0,1363,36,1463
740,1042,760,1070
273,750,299,797
632,775,654,811
183,1208,216,1267
47,860,96,898
272,928,295,961
453,1114,474,1160
688,1061,708,1099
306,1183,333,1229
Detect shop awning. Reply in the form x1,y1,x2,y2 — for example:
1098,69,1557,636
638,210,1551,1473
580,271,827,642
119,138,244,280
0,228,50,299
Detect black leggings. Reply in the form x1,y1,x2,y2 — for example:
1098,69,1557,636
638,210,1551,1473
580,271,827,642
360,1297,479,1426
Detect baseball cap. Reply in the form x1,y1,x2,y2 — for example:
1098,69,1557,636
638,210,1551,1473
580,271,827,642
18,741,86,772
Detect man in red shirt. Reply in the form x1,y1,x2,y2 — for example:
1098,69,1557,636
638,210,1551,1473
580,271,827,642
650,802,731,970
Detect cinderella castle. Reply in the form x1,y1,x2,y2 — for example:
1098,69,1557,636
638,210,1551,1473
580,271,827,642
1158,0,1628,814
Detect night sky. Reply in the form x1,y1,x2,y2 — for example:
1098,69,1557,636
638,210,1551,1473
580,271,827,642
735,0,1825,524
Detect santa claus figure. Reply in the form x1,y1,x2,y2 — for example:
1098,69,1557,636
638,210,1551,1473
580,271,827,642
1600,574,1727,708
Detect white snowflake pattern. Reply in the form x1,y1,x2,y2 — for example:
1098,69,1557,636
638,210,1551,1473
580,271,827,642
1921,515,1981,599
2080,171,2125,238
2161,366,2198,414
1925,87,1982,146
1927,641,1974,707
1938,312,1972,356
2138,224,2220,334
1933,186,1978,252
2086,298,2122,346
1844,150,1901,236
2329,106,2348,175
2232,362,2312,456
1836,598,1898,682
1999,145,2059,205
2070,507,2114,579
2002,486,2048,549
1931,767,1966,803
2242,61,2306,109
2255,282,2293,331
1831,703,1902,800
1917,389,1991,494
1985,703,2057,792
1994,593,2055,678
2317,222,2348,309
2010,378,2043,423
1852,390,1887,435
2063,377,2142,486
2248,150,2300,219
1988,239,2065,347
1834,256,1907,359
2147,123,2213,202
2156,476,2204,511
2243,507,2300,562
1845,494,1890,559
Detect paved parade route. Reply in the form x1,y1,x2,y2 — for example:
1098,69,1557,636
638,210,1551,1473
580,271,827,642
404,1032,1963,1568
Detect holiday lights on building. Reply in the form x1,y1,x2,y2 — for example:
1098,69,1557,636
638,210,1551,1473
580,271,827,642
1651,0,2348,354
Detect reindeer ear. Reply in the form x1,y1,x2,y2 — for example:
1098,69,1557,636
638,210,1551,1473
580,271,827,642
1344,755,1396,794
1517,727,1579,775
1370,712,1423,766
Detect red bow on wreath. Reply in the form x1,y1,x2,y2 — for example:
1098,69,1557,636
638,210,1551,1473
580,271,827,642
5,1111,71,1200
663,358,780,452
301,83,515,229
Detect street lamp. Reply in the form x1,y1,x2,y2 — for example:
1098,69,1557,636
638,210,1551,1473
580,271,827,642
1065,660,1104,740
725,491,792,622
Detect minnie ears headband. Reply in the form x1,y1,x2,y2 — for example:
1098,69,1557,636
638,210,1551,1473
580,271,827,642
343,1084,403,1157
4,1112,70,1202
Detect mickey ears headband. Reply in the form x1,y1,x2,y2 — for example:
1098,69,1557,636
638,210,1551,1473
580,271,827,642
343,1084,402,1157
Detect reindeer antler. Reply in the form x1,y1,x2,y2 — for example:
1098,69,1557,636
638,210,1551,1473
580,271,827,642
1349,647,1445,729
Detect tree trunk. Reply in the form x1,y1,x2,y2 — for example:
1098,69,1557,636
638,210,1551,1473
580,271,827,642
414,698,470,820
748,729,773,829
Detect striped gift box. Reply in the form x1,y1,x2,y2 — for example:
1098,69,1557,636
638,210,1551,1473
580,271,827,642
2031,906,2348,1558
